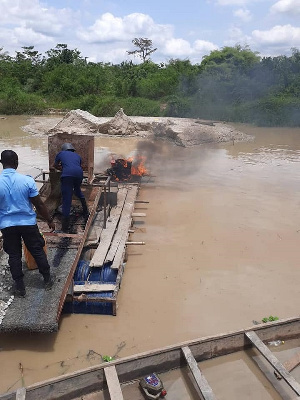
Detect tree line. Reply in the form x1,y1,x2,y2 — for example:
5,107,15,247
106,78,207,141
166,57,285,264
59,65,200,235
0,42,299,126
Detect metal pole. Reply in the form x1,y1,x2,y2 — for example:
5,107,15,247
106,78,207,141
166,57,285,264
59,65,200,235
103,184,107,229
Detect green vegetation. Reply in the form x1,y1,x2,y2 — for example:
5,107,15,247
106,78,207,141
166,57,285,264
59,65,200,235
0,43,299,126
262,316,279,323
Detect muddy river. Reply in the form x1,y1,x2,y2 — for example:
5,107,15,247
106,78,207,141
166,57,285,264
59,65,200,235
0,116,300,399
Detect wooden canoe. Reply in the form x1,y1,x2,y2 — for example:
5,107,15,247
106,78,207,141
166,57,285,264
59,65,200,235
1,316,300,399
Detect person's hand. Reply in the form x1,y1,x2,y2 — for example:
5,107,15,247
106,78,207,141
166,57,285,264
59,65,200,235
48,220,55,231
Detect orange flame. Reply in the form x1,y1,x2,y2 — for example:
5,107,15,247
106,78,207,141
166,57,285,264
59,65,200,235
128,156,148,176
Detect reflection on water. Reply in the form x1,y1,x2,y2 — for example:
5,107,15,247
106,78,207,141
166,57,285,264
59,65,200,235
0,117,300,397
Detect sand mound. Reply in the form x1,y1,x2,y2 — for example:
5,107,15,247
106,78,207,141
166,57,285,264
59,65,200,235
26,109,252,147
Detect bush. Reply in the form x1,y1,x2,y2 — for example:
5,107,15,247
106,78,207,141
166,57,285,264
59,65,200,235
91,96,161,117
163,95,191,117
0,88,46,114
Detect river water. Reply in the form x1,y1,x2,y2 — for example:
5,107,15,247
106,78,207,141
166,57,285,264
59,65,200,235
0,116,300,399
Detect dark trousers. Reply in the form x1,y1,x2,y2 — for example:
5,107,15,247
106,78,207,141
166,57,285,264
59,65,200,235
1,225,50,283
61,176,84,217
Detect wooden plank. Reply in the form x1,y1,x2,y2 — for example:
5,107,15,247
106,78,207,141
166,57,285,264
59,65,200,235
73,283,116,293
275,350,300,379
15,388,26,400
107,186,138,267
104,366,124,400
57,186,102,320
182,346,217,400
132,213,146,217
245,331,300,395
84,205,108,247
89,187,128,267
2,317,300,400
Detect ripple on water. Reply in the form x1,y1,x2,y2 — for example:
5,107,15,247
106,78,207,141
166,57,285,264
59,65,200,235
236,145,300,166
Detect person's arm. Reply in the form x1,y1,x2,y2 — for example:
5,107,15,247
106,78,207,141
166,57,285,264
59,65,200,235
50,162,62,171
30,195,55,231
50,154,62,171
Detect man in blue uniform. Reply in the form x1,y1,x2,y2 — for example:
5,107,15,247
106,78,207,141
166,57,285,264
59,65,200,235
0,150,55,297
53,143,88,232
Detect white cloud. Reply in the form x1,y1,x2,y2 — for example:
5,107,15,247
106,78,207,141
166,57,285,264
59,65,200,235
77,12,218,63
162,38,193,57
252,24,300,46
224,26,251,46
0,0,78,52
234,8,252,21
77,12,172,44
271,0,300,15
13,26,54,46
194,40,218,53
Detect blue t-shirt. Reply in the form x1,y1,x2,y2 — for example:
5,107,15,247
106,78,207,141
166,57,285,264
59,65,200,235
0,168,38,229
55,151,83,179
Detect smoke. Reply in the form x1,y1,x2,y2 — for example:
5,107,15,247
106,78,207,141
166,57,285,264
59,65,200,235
94,147,113,173
128,140,162,168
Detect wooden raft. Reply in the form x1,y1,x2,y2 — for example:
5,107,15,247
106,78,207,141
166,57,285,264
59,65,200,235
71,184,143,315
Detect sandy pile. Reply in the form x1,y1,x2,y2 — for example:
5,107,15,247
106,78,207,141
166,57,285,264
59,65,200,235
23,109,253,147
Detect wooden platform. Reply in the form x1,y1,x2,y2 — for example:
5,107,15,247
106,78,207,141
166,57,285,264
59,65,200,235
0,178,143,331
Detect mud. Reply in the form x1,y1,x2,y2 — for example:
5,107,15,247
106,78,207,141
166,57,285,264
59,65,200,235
0,116,300,399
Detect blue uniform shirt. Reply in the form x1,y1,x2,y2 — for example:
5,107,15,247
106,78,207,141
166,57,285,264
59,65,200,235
0,168,38,229
55,151,83,179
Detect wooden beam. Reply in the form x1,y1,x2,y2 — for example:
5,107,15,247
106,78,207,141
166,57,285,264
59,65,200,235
104,366,124,400
275,350,300,379
245,331,300,396
132,213,146,217
182,346,217,400
73,283,116,293
125,241,145,245
107,186,139,268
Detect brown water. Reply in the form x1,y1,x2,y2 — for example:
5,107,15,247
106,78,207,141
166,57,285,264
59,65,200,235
1,116,300,398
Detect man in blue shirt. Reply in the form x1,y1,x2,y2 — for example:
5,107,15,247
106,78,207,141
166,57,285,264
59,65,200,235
53,142,88,232
0,150,55,297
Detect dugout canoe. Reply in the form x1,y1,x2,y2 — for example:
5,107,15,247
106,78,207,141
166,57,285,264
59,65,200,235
1,316,300,399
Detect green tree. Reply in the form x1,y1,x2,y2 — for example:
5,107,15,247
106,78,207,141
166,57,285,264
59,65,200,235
127,38,157,63
45,44,83,68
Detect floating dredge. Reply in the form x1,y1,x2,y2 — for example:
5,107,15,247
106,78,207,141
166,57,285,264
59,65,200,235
0,132,147,332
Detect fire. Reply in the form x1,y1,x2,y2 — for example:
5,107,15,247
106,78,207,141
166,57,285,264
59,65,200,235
107,156,148,181
128,156,148,177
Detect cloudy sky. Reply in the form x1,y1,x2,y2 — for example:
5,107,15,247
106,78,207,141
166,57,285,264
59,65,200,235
0,0,299,64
